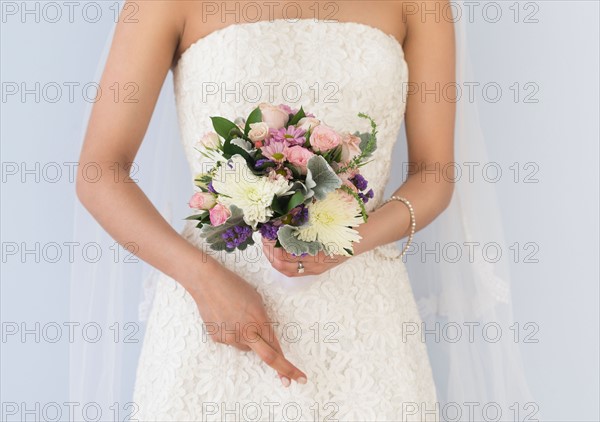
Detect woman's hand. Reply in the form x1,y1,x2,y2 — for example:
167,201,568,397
182,261,307,387
261,239,350,277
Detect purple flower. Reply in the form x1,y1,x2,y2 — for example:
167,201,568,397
207,181,217,194
358,189,374,203
254,158,274,169
259,222,279,241
290,205,309,226
350,174,368,191
221,225,253,249
269,126,307,146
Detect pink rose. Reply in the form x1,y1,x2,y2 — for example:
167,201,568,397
340,132,362,162
209,203,231,226
286,146,315,174
197,132,220,149
278,104,297,115
297,117,320,132
248,122,269,143
188,192,217,210
259,103,289,129
309,124,342,152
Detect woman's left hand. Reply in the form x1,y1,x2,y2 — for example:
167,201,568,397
261,239,351,277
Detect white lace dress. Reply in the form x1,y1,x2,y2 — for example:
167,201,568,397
133,19,438,421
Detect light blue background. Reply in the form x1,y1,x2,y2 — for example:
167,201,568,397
1,1,598,421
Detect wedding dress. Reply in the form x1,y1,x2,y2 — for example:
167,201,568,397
132,19,439,421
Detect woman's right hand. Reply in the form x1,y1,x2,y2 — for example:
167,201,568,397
74,0,306,387
182,260,307,387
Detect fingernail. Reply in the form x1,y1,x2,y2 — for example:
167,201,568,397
297,376,307,385
281,377,290,387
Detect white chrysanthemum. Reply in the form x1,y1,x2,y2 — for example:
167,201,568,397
296,189,363,256
211,155,291,228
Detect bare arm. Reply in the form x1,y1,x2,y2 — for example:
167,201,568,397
76,1,306,386
76,1,201,282
354,0,456,254
264,2,455,274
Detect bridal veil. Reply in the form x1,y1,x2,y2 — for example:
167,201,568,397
70,2,536,420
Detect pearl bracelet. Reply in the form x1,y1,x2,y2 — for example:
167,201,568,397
379,195,416,258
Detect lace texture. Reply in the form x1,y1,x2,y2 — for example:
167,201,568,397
133,19,438,421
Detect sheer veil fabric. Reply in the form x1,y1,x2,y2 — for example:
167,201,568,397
70,2,535,420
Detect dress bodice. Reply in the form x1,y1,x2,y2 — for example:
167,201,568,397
173,19,409,212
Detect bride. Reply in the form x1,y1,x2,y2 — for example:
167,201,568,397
76,1,457,420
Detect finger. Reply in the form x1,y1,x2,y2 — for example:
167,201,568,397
262,238,276,247
247,333,307,386
274,259,309,277
211,333,251,351
268,244,303,263
292,259,315,277
260,320,287,381
262,239,309,263
263,246,310,275
229,343,251,352
280,248,303,262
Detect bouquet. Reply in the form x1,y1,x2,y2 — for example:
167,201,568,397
187,103,377,257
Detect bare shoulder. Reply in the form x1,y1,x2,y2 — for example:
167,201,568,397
174,1,227,64
113,0,187,68
332,1,408,45
401,0,456,35
78,2,186,175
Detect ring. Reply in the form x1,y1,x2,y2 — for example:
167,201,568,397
297,261,305,274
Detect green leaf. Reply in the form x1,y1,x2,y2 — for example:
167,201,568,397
305,155,342,200
270,196,285,216
333,145,343,162
321,146,343,163
288,106,306,126
231,137,253,152
284,163,302,179
222,139,252,162
336,113,379,174
185,213,206,221
303,126,312,147
277,225,322,256
340,184,368,222
290,180,314,201
229,126,244,140
199,205,254,252
210,116,238,141
244,107,262,136
356,112,378,159
236,238,255,250
255,160,277,171
286,190,305,212
194,173,213,190
355,131,371,150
